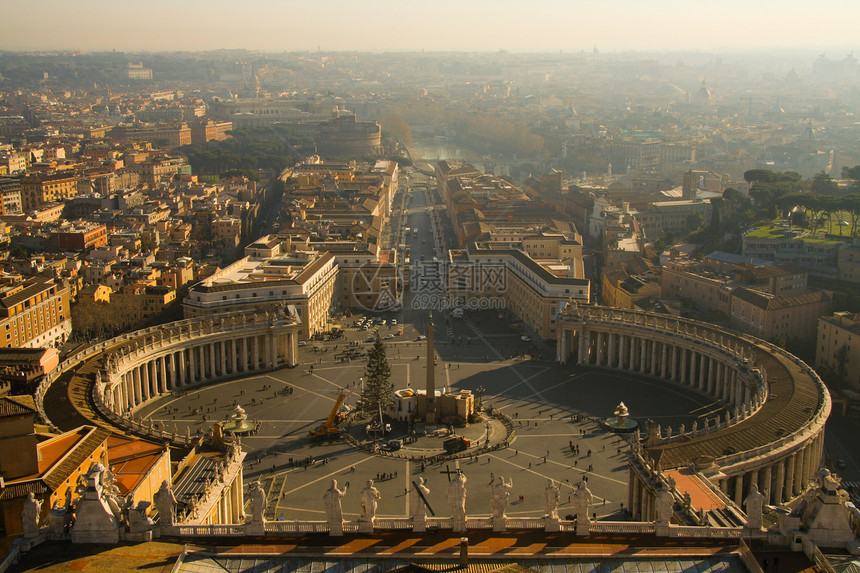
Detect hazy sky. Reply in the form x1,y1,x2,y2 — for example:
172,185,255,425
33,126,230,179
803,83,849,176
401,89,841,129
3,0,859,53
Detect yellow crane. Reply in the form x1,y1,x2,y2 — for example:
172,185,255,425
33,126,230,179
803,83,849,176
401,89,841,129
309,386,356,440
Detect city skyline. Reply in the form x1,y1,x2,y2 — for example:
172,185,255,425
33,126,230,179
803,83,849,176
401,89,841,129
3,0,860,54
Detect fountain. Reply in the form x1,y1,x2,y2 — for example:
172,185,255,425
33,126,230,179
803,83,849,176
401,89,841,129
602,401,639,433
223,405,255,434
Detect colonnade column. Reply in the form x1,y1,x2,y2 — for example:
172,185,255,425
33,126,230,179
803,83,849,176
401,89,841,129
179,350,187,386
762,465,773,505
220,341,227,376
774,460,786,504
661,344,668,378
650,341,658,376
680,349,688,384
784,454,796,500
270,333,279,368
231,338,238,373
189,348,197,384
619,335,627,369
608,332,616,368
159,357,168,393
671,346,678,381
209,343,217,379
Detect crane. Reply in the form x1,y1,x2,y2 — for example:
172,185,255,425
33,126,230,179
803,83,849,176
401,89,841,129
309,385,357,440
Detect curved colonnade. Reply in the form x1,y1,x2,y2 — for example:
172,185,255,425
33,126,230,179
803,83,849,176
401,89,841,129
95,311,299,416
556,305,830,515
38,310,300,443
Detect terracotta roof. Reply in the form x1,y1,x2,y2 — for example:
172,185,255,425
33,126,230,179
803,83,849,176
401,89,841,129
665,468,725,511
41,426,111,491
732,287,827,311
0,395,37,417
0,277,55,309
0,479,48,501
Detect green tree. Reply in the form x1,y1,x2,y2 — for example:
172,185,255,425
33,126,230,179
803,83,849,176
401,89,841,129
360,334,394,417
744,169,776,185
686,211,705,233
810,171,838,195
842,165,860,181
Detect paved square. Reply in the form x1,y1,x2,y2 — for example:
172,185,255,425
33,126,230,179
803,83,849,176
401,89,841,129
135,309,725,522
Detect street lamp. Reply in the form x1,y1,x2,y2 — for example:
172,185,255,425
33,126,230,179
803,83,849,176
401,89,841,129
476,385,485,410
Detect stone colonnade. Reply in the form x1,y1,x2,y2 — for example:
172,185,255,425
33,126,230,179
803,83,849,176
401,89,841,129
558,325,757,410
99,314,300,415
556,305,829,512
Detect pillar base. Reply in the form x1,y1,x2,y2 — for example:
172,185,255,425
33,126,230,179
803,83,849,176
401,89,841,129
544,517,560,532
329,521,344,536
576,521,590,536
413,516,427,532
358,519,375,533
492,516,507,532
245,520,265,536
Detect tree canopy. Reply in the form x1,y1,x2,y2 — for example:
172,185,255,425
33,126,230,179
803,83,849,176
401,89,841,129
176,126,316,176
359,334,394,417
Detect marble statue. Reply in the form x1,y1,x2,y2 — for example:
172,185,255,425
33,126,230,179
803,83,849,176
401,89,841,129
22,492,42,538
359,480,381,523
744,483,764,529
47,501,66,535
248,481,267,523
491,476,513,519
153,480,178,526
70,463,120,543
572,480,593,523
655,487,674,525
324,480,347,535
447,471,468,532
410,477,430,520
128,501,155,533
544,479,560,519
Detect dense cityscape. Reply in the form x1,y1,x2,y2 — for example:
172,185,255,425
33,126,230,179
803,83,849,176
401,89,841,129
0,44,859,571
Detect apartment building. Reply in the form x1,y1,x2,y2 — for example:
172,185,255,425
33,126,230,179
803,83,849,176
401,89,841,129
816,311,860,392
447,241,590,339
19,171,79,211
633,198,712,237
730,287,830,342
0,277,71,348
183,241,338,337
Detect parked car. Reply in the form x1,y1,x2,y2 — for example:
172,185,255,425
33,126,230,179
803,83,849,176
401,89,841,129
381,439,403,451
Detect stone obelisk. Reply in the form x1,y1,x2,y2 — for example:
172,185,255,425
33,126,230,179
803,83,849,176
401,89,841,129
425,312,436,424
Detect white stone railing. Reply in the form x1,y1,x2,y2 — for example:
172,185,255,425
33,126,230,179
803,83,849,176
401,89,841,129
504,517,547,529
668,525,742,538
156,517,750,540
588,521,656,534
168,524,247,536
264,521,329,533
